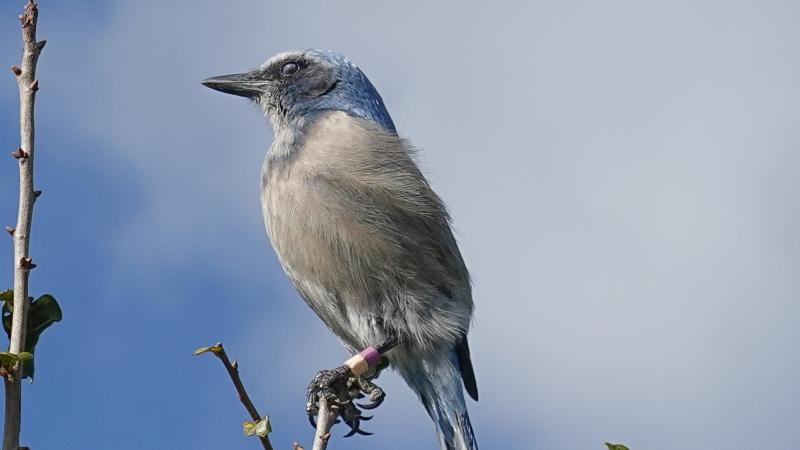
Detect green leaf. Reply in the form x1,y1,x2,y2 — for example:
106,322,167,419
1,292,63,379
193,343,223,356
0,289,12,306
0,352,18,367
22,294,63,379
605,443,631,450
243,417,271,437
0,351,33,372
27,294,63,335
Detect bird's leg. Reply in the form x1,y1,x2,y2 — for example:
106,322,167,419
306,335,398,436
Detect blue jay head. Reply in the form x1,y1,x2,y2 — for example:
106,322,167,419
203,49,396,132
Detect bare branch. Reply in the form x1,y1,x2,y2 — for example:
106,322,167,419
4,1,43,449
194,343,274,450
311,397,335,450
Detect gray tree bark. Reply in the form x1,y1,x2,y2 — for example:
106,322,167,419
4,2,44,449
311,397,336,450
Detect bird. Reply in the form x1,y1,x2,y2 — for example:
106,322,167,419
203,49,478,450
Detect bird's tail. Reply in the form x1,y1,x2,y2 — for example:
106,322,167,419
396,350,478,450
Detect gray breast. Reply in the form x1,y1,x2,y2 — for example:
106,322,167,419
260,112,473,352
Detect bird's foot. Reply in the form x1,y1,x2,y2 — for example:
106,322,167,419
352,376,385,410
306,365,385,437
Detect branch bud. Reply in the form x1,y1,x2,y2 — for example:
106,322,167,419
35,40,46,51
5,227,14,236
20,257,36,270
20,1,37,28
11,66,22,76
33,190,42,199
29,80,39,92
11,148,27,160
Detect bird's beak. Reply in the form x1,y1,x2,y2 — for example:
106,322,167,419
201,72,263,98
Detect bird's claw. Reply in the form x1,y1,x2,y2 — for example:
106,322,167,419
305,365,386,438
354,376,385,410
305,365,350,418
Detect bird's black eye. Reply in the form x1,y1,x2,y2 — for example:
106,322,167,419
281,61,300,77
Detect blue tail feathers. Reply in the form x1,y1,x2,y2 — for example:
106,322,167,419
397,350,478,450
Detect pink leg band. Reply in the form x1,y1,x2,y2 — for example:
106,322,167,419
344,346,382,377
359,347,381,367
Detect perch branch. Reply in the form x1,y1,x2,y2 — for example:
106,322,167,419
4,2,43,449
311,396,335,450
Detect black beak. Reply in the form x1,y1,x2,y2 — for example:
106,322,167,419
201,72,263,98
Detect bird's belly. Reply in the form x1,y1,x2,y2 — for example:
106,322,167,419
261,173,385,350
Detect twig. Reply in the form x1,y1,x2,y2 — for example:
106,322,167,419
4,2,43,449
194,343,273,450
311,396,335,450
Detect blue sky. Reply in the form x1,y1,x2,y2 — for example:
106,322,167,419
1,1,799,449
